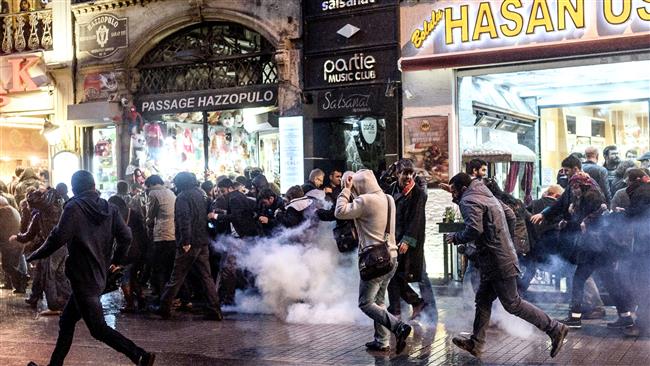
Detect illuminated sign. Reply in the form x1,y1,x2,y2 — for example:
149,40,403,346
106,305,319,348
403,0,650,56
323,53,376,84
0,56,42,108
279,116,305,193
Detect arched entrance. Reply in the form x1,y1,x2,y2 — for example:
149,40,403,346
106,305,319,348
131,22,280,182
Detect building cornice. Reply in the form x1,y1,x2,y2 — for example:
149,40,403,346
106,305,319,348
72,0,162,16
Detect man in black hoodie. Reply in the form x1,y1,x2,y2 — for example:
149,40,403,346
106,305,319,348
25,170,154,366
153,172,222,321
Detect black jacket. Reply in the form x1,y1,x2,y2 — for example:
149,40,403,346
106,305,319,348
390,181,427,282
452,180,519,280
175,187,211,247
276,197,314,228
215,190,260,237
257,193,284,236
26,191,132,296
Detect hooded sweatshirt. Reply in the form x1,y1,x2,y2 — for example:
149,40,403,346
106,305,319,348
335,169,397,256
27,190,132,296
14,168,41,204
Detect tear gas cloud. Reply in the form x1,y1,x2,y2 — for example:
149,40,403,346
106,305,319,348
213,219,370,325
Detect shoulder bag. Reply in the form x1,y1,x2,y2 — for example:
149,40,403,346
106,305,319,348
358,195,395,281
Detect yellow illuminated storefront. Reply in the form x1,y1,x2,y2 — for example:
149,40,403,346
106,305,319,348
401,0,650,196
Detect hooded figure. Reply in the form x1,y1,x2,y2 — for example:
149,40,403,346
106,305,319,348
14,168,41,204
335,169,412,354
0,197,25,291
25,170,155,366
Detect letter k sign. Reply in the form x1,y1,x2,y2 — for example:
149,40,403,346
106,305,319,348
8,57,40,92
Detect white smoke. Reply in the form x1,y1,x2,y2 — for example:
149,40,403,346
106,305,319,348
215,219,371,325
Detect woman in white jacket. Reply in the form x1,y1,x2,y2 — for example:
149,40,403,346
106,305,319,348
335,169,412,354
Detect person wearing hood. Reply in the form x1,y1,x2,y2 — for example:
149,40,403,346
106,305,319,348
0,196,25,292
335,169,412,354
14,167,41,204
0,180,18,209
250,173,281,197
446,173,568,359
13,187,69,313
152,172,223,322
24,170,155,366
386,159,436,321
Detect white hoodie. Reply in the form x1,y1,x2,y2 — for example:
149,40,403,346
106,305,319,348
334,169,397,256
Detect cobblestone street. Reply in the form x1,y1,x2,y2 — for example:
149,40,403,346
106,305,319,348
1,288,648,366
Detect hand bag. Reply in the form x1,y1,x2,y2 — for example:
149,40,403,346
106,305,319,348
358,195,394,281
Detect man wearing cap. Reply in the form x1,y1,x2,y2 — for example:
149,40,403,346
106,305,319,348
638,151,650,169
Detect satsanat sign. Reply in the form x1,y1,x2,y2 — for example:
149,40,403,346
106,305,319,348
407,0,650,54
0,56,41,107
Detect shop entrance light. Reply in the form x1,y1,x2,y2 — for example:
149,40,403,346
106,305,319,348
41,118,62,145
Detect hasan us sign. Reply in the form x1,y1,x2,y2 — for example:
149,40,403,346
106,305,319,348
78,14,128,58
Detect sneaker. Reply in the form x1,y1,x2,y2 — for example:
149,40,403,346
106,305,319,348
560,316,581,329
549,324,569,358
138,352,156,366
583,307,606,320
394,323,412,355
452,337,482,358
410,300,428,320
365,340,390,352
607,316,634,329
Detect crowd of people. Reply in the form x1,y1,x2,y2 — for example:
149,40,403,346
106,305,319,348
0,143,648,364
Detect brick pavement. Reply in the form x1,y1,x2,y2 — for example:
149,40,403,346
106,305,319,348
1,289,648,366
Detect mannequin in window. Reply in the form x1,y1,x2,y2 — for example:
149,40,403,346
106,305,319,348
1,1,10,14
144,121,164,160
19,0,30,12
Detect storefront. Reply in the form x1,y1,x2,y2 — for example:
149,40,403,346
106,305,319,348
399,0,650,278
401,0,650,198
302,0,401,175
133,22,280,184
0,55,55,184
70,0,301,192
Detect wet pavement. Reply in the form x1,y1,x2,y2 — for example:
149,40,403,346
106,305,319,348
1,288,648,366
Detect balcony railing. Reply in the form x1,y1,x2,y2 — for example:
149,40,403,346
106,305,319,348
0,9,53,55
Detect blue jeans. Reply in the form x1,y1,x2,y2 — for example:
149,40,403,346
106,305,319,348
358,257,401,347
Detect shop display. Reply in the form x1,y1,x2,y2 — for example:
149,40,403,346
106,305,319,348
207,110,259,177
403,116,450,187
92,127,117,194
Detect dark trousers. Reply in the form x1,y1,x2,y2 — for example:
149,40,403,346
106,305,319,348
387,274,421,315
570,258,633,314
49,291,145,366
159,245,221,315
151,240,175,296
472,276,556,348
1,242,27,290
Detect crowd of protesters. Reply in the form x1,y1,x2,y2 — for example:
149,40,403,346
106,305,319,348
0,143,648,362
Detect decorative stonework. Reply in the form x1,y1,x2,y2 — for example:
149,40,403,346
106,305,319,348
73,0,162,16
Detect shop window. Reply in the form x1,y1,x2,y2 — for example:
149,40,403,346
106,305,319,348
540,100,649,185
1,0,48,14
128,114,205,182
314,117,386,174
92,127,117,194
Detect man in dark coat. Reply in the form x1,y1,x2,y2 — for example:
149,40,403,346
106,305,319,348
582,146,611,204
24,170,155,366
213,178,260,238
153,172,222,321
387,159,436,320
447,173,568,359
